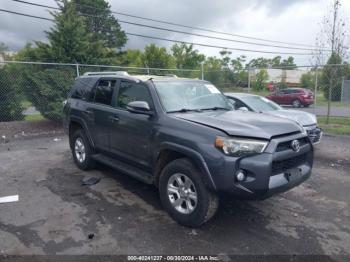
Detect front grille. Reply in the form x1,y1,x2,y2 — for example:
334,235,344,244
276,137,309,152
272,153,307,175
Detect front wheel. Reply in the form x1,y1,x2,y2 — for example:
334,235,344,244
159,158,219,227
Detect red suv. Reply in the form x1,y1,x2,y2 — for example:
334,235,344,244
266,88,314,108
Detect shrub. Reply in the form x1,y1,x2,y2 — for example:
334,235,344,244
0,66,24,122
22,68,75,121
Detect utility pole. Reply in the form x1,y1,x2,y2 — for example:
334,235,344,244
247,67,251,93
201,61,204,80
314,67,318,115
327,0,340,124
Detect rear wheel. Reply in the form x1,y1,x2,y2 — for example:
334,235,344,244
159,158,219,227
292,99,301,108
71,129,95,170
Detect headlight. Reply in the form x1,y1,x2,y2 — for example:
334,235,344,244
215,137,268,157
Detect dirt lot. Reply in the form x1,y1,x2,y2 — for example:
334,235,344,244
0,134,349,256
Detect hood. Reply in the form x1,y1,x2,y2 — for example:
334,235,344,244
266,110,317,126
173,110,303,140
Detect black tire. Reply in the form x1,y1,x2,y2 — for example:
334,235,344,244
70,129,95,170
159,158,219,227
292,99,301,108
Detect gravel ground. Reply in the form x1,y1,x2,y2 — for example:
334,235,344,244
0,120,63,142
0,134,349,257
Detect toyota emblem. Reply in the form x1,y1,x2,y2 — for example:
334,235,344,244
291,140,300,152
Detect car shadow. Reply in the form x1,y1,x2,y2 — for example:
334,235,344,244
97,163,272,228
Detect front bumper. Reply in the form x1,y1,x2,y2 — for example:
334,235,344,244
207,133,313,199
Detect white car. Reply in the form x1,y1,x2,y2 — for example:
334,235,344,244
225,93,322,144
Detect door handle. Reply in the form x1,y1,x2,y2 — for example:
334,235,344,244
83,110,93,115
109,115,120,122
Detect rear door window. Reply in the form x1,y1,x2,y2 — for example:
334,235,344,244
93,79,116,106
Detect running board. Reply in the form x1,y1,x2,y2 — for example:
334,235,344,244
92,154,154,184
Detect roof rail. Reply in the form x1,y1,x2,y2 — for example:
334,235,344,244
83,71,129,76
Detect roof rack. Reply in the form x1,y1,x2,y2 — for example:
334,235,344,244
83,71,129,76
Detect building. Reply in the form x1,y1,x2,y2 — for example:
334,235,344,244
252,68,307,87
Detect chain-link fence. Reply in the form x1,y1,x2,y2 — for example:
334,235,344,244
0,60,349,127
0,61,202,124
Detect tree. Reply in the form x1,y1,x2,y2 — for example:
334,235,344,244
280,57,297,69
219,50,235,86
247,56,296,69
142,44,176,73
247,57,271,69
203,57,224,87
11,0,121,121
0,42,8,63
231,56,248,87
0,42,8,55
171,43,205,77
315,0,349,123
21,68,75,121
116,49,143,67
322,53,344,101
73,0,127,50
300,72,316,89
35,0,109,64
171,44,205,69
253,69,269,91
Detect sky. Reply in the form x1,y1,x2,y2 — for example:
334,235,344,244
0,0,349,66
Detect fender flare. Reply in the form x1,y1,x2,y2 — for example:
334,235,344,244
157,142,217,191
68,116,95,148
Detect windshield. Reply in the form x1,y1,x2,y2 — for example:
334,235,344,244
154,81,232,112
242,96,282,112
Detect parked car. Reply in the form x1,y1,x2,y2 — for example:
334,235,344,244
266,88,314,108
225,93,322,144
64,72,314,227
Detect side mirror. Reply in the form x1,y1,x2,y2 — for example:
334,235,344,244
126,101,153,115
238,106,249,111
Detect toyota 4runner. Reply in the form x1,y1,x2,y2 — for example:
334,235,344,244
63,72,313,227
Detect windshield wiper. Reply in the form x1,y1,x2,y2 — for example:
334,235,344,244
201,106,230,111
167,108,203,113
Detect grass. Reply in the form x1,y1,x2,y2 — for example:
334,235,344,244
24,114,45,122
318,116,350,135
314,93,350,108
21,100,33,109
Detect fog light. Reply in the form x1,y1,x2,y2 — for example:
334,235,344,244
236,170,246,182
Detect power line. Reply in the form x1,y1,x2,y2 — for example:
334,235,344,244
10,0,327,52
10,0,330,52
13,0,319,48
0,8,313,55
125,33,312,55
52,0,319,48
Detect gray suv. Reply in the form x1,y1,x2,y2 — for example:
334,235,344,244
63,72,313,227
